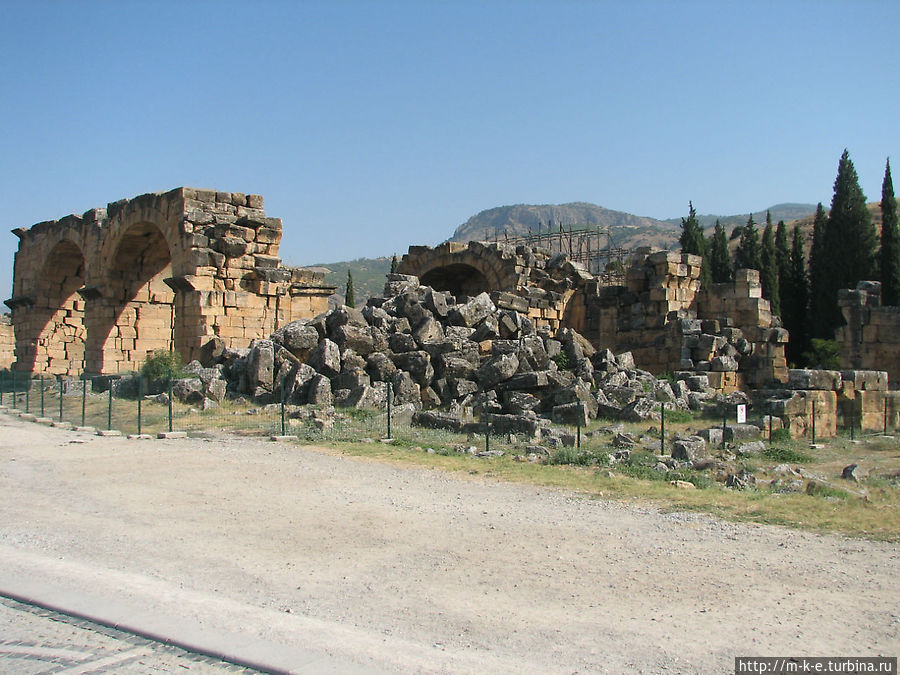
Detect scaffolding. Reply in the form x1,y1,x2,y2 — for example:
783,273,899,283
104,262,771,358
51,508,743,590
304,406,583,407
489,221,632,283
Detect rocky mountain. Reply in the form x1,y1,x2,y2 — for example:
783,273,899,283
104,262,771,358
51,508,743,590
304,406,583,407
450,202,678,250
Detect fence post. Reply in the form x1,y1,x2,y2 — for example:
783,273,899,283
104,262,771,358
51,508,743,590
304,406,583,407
11,370,17,409
81,374,87,427
721,406,727,449
58,377,63,422
386,380,392,440
107,381,113,431
40,374,45,417
1,370,5,406
167,377,173,433
137,376,143,436
884,397,889,435
25,374,30,413
811,400,817,445
576,413,581,449
850,398,855,441
280,377,286,437
483,394,490,454
768,410,773,444
660,404,665,455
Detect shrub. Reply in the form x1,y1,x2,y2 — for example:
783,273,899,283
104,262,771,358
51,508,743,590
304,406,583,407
141,350,185,381
552,352,572,371
762,445,812,463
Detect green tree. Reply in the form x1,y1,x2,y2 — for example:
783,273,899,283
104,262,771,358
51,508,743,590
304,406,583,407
734,214,761,271
345,270,355,307
679,202,711,286
760,222,780,314
808,203,831,339
818,150,878,336
880,159,900,305
775,220,790,302
708,219,732,283
784,225,810,364
390,254,399,274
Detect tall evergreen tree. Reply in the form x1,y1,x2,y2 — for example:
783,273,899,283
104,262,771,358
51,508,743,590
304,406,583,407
390,254,399,274
679,201,710,287
734,214,761,271
808,203,831,339
760,222,780,314
784,225,810,364
775,220,790,299
708,219,732,283
819,150,878,336
345,270,355,307
880,159,900,305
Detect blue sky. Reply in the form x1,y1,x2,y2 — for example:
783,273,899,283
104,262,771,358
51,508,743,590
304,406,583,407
2,0,898,298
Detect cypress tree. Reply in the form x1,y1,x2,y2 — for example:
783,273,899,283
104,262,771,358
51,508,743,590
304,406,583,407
827,150,878,285
818,150,877,336
679,202,710,287
345,270,355,307
735,214,761,272
808,203,831,338
784,224,810,364
760,222,780,315
880,159,900,305
708,219,732,283
390,254,399,274
775,220,791,300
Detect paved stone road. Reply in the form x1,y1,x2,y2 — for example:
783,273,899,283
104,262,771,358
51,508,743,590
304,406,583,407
0,596,256,674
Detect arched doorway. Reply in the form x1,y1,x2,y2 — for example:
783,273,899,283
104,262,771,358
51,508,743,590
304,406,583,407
97,222,176,374
420,263,491,299
24,240,87,374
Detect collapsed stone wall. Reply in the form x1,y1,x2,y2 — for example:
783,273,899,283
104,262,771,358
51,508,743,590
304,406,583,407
8,188,334,375
837,281,900,386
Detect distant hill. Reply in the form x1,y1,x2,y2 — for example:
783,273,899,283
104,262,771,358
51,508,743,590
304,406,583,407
663,203,819,231
450,202,681,250
306,256,393,308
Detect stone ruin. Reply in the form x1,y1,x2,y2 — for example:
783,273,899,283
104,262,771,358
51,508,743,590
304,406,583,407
5,191,897,441
6,188,335,375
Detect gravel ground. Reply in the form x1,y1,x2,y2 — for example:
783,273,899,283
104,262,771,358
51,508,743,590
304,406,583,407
0,414,897,674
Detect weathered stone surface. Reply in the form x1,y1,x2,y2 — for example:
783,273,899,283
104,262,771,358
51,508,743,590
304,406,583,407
476,353,519,389
307,374,333,405
247,340,275,391
788,369,842,391
723,424,761,441
308,339,341,378
619,397,659,422
278,321,320,354
671,436,707,461
449,292,495,327
366,352,397,382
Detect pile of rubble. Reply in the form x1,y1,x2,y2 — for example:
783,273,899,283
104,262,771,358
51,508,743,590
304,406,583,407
177,274,725,435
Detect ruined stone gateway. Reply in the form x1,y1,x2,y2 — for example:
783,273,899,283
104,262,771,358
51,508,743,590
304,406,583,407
7,188,335,375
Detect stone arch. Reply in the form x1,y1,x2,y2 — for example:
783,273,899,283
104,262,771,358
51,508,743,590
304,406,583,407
87,221,177,373
17,240,87,374
420,263,492,298
400,242,523,298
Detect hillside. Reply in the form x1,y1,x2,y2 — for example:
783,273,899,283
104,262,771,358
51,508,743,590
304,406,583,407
306,256,393,307
663,203,818,231
450,202,679,250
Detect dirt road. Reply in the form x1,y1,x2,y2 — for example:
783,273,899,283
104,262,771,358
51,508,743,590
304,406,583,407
0,414,897,673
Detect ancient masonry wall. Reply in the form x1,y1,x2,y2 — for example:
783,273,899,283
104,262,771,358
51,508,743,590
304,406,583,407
837,281,900,387
8,188,334,375
0,316,14,369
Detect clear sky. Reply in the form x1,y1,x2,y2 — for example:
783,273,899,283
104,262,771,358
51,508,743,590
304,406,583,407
2,0,898,298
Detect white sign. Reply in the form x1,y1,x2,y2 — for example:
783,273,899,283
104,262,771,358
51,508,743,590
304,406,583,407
736,404,747,424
